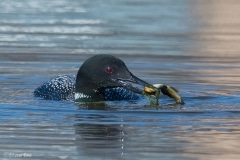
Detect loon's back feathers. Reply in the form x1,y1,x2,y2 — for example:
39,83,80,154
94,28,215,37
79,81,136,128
34,75,76,101
104,87,139,101
34,74,140,101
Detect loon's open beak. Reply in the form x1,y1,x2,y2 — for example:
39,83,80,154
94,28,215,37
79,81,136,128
115,73,155,94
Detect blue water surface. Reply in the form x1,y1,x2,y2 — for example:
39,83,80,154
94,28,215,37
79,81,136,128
0,0,240,160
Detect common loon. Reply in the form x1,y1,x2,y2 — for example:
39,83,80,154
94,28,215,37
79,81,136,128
34,54,156,102
34,54,184,104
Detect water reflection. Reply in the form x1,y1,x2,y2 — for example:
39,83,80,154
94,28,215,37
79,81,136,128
188,0,240,98
75,122,125,159
73,107,240,160
192,0,240,56
176,114,240,160
73,102,123,159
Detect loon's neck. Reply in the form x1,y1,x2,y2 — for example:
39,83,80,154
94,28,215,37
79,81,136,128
75,79,106,102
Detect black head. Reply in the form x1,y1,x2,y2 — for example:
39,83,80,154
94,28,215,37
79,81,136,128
75,54,152,102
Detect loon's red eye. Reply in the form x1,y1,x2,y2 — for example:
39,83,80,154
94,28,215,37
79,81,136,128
105,66,113,74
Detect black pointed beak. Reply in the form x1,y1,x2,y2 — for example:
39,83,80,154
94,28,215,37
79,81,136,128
115,73,154,94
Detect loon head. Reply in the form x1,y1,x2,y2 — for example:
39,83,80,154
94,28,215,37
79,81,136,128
75,54,152,102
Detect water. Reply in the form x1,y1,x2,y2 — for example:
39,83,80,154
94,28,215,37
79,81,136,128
0,0,240,160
